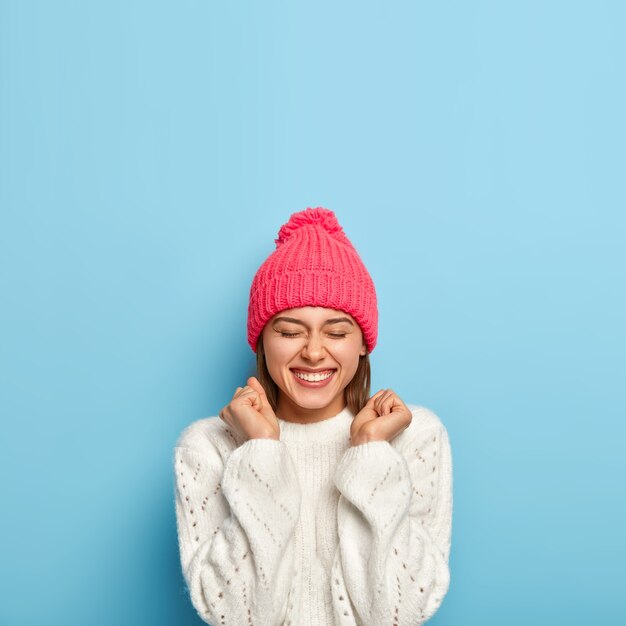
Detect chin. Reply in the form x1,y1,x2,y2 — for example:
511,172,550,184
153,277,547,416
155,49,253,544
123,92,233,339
284,386,340,410
292,396,334,410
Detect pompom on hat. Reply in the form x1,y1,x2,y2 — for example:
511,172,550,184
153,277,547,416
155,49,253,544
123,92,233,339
247,206,378,353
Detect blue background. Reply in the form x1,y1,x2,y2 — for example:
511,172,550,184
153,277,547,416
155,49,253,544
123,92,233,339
1,1,625,625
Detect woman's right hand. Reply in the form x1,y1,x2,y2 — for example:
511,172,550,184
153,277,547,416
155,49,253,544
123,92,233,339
219,376,280,442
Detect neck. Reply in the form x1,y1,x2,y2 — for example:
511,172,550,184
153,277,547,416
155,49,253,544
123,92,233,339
276,392,346,424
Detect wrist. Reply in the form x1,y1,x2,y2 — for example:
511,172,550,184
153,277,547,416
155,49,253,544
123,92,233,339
350,435,381,447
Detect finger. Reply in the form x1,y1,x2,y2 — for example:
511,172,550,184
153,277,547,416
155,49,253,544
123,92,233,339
246,377,278,422
374,389,394,415
352,390,385,431
219,407,230,424
247,376,268,400
356,390,385,420
365,389,386,408
378,390,398,416
235,385,258,399
235,386,261,404
383,391,409,417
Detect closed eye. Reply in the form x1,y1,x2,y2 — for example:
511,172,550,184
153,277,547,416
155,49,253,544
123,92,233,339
278,331,347,338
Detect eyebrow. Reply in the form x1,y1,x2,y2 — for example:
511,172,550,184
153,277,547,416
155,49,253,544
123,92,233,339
273,316,354,327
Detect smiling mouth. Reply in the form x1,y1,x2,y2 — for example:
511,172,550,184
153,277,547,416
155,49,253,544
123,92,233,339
290,368,336,384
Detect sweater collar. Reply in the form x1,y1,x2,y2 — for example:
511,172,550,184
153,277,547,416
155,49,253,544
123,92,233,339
276,405,354,444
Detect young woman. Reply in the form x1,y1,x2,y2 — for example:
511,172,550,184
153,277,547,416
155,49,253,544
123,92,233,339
173,207,453,626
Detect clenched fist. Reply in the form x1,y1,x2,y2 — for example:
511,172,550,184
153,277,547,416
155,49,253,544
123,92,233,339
219,376,280,443
350,388,412,447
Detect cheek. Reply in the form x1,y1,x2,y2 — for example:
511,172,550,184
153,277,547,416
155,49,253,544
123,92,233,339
263,340,296,374
332,339,364,369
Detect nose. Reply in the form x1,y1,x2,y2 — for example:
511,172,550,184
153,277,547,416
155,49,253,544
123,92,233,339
301,332,326,362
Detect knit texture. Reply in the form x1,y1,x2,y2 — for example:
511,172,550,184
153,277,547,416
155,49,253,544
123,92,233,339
247,207,378,354
173,404,453,626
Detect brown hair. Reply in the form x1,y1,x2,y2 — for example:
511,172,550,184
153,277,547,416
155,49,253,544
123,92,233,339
255,334,371,417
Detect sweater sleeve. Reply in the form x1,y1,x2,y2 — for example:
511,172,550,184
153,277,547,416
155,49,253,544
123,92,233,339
330,412,453,626
174,431,302,626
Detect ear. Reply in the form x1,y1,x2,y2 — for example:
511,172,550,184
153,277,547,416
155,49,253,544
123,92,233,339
360,342,367,356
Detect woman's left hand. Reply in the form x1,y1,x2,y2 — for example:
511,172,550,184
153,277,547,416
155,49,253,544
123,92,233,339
350,389,412,446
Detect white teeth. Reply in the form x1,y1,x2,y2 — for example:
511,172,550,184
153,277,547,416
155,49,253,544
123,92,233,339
293,370,334,382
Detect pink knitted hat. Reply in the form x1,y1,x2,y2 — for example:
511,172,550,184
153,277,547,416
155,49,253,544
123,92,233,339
247,206,378,353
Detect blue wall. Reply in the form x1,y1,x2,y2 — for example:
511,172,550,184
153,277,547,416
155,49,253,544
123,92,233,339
1,1,624,624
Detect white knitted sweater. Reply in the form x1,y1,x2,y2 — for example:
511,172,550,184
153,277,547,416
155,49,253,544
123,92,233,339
173,403,453,626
